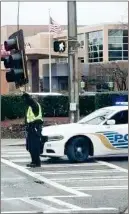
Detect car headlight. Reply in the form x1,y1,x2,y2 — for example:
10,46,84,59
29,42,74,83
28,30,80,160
47,135,64,141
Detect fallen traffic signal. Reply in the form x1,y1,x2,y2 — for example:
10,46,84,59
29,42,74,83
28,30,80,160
3,29,28,88
53,40,66,52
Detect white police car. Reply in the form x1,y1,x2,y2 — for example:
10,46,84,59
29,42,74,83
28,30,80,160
42,102,128,162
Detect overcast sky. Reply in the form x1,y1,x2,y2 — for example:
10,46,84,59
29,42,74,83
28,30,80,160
1,2,128,26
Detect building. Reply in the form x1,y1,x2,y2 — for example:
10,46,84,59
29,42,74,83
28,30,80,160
1,23,128,94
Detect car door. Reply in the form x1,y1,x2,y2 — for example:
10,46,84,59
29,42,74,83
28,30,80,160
103,110,128,154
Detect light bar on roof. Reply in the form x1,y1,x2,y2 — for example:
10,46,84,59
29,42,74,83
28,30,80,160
115,102,128,106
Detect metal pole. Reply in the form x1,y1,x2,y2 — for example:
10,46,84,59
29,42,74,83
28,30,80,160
74,49,80,121
17,1,20,31
48,9,52,93
67,1,79,123
17,1,27,92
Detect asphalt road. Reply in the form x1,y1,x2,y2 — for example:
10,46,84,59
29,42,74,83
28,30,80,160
1,139,128,214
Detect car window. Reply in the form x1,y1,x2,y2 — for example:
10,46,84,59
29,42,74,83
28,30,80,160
110,110,128,124
82,116,106,125
78,109,115,125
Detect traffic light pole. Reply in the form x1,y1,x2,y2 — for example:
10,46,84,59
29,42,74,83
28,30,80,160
17,2,20,31
67,1,79,123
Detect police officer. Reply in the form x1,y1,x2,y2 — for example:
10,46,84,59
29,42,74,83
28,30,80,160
22,92,43,168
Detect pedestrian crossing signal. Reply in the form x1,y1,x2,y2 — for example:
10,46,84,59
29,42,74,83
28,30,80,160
53,41,66,52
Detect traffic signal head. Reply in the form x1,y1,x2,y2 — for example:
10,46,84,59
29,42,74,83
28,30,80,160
3,29,28,88
4,53,22,68
4,38,18,51
53,40,66,52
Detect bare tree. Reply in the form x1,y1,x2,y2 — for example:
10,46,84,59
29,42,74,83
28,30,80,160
94,61,128,91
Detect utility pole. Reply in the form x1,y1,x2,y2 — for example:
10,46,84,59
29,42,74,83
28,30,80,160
67,1,79,123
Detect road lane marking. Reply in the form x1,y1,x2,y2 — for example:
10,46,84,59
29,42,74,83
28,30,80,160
1,158,90,197
1,195,90,201
26,162,101,168
3,158,31,163
10,158,31,163
2,148,25,150
44,207,118,213
50,195,90,198
44,196,83,210
1,212,39,213
2,196,91,212
2,154,30,158
1,151,28,154
1,177,26,181
2,195,90,201
1,207,118,214
1,197,118,213
73,185,128,190
98,161,128,173
1,146,27,153
20,198,58,212
53,178,128,183
35,169,120,175
51,175,128,181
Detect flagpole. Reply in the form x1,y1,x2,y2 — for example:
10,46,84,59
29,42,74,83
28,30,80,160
48,9,52,93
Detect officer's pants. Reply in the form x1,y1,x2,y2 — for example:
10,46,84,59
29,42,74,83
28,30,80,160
26,127,41,165
30,152,41,165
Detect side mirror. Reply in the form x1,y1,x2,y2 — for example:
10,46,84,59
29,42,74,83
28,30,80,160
106,119,116,125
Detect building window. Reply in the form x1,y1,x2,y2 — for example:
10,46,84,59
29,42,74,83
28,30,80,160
80,58,84,63
108,36,123,44
123,51,128,57
108,30,123,37
56,58,68,64
109,51,122,58
123,44,128,50
108,29,128,61
108,44,122,51
58,77,68,91
77,34,85,48
88,30,103,63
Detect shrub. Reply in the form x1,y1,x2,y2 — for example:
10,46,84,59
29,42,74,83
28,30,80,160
95,91,128,109
1,95,25,120
1,92,128,121
79,95,95,115
38,95,69,117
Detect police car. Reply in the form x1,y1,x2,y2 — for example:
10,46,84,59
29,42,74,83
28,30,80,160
42,102,128,163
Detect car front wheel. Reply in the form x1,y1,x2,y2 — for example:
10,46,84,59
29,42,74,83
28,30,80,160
66,136,89,163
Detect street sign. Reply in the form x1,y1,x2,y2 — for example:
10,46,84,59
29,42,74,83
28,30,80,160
108,82,114,88
81,81,85,89
70,103,76,111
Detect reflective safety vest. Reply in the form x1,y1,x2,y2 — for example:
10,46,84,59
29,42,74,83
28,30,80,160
26,102,43,123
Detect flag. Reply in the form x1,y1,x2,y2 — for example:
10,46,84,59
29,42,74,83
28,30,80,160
49,16,63,34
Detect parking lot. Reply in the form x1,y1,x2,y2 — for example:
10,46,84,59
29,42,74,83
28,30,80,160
1,139,128,214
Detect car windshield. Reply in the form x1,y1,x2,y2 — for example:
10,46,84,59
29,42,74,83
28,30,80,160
78,109,115,125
